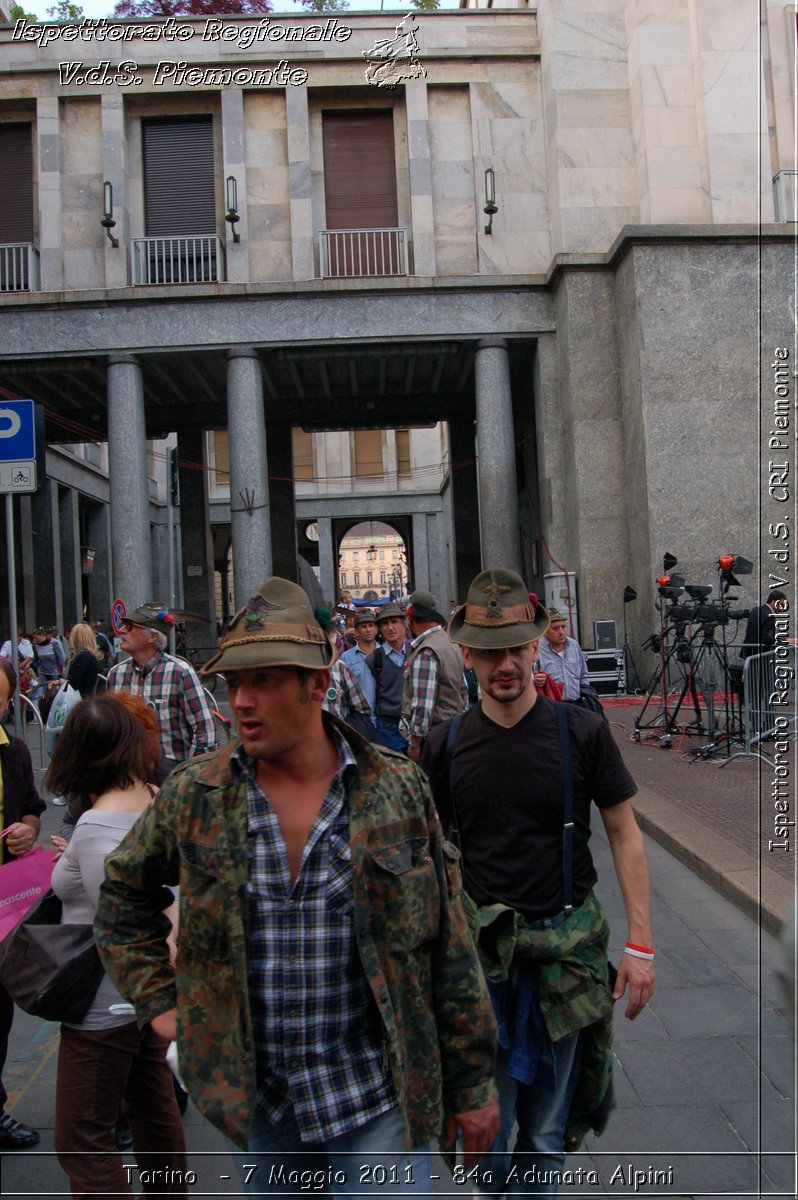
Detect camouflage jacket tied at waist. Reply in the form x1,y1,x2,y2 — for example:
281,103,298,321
464,888,615,1152
95,714,497,1151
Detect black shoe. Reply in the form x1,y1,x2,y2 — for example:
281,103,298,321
0,1113,40,1149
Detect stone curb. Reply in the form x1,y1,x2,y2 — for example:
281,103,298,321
632,785,794,938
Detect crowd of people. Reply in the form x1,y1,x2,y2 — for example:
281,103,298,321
0,574,660,1198
3,572,790,1197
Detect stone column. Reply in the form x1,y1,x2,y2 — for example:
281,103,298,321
316,517,335,604
37,96,63,291
474,338,522,575
286,85,314,280
449,414,481,599
107,356,153,609
86,500,112,624
101,95,128,289
222,88,249,283
411,512,430,592
177,427,217,651
267,421,297,582
227,347,272,605
405,80,436,277
58,486,82,625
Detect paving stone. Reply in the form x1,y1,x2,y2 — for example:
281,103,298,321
657,944,744,988
615,1036,779,1108
649,984,788,1039
734,1035,796,1101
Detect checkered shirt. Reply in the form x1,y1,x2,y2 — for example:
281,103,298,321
322,660,372,721
234,731,396,1143
400,629,468,741
107,651,218,764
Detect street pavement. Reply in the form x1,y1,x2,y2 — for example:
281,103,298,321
0,700,795,1198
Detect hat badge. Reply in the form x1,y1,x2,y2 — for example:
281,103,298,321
483,581,511,619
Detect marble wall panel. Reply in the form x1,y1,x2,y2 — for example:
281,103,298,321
557,127,635,169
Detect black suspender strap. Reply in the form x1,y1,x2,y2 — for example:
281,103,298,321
371,646,384,716
554,700,575,915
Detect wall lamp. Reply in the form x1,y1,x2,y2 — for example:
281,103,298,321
483,167,498,234
101,180,119,248
225,175,241,243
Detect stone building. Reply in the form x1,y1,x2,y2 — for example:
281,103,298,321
0,0,792,653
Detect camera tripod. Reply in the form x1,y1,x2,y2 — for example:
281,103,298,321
633,615,695,744
667,624,741,756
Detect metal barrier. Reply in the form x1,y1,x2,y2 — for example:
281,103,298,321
719,645,797,766
319,228,408,278
0,242,40,291
131,236,224,285
18,693,47,771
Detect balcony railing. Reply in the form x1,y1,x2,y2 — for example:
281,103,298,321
131,236,224,285
0,243,40,292
319,228,408,279
773,170,798,222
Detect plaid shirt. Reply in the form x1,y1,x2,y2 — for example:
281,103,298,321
400,629,468,741
108,651,217,763
537,636,591,701
322,660,372,721
235,732,396,1143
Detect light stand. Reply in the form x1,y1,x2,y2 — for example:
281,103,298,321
620,585,642,693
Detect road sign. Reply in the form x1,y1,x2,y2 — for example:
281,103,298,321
111,599,127,635
0,400,37,494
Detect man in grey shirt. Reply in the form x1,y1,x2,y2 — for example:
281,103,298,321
536,608,590,701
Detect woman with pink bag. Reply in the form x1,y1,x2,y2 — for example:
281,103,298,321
0,658,45,1149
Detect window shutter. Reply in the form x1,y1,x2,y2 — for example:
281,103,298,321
396,429,411,478
212,431,229,488
143,117,216,236
292,429,314,481
322,111,398,229
354,430,384,479
0,125,34,243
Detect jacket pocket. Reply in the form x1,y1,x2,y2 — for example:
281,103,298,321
177,853,230,962
367,837,439,949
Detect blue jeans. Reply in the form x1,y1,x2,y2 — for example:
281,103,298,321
477,1032,582,1199
237,1104,433,1198
374,717,408,752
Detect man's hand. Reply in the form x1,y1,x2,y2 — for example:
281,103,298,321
5,821,36,857
613,954,655,1020
443,1101,500,1169
406,741,422,764
151,1008,177,1042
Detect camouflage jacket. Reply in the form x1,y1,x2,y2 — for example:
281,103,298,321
95,714,497,1149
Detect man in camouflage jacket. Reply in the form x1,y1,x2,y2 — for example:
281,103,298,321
95,577,498,1184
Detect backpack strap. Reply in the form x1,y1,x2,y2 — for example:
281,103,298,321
554,701,575,915
370,646,384,715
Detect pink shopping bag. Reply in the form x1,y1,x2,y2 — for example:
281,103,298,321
0,848,56,943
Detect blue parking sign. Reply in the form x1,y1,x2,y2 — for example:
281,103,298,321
0,400,35,461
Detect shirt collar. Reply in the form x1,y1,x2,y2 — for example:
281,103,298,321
133,649,163,678
231,725,357,783
411,626,438,649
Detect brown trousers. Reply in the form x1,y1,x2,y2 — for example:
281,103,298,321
55,1021,188,1199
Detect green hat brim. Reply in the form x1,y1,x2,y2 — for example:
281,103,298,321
201,638,335,675
447,604,550,650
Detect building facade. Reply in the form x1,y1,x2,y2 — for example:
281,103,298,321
0,0,792,651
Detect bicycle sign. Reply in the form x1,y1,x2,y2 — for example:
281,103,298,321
0,400,37,495
0,461,36,493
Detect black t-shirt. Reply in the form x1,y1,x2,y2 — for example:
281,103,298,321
422,695,637,920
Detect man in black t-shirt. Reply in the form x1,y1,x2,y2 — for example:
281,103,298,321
422,568,655,1196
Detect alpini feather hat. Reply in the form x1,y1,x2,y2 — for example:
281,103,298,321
201,577,336,674
448,568,550,650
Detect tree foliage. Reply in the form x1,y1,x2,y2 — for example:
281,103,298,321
296,0,348,11
46,0,84,17
8,2,39,18
410,0,440,9
112,0,270,16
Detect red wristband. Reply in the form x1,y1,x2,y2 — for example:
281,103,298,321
625,941,655,955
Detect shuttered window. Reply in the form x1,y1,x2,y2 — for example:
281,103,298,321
143,117,216,236
353,430,384,479
292,428,314,481
0,125,34,243
396,429,411,478
322,111,398,229
212,431,229,489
